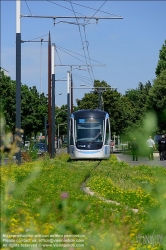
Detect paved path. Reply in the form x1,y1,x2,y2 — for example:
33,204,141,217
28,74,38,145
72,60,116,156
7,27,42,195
114,153,166,168
0,156,16,166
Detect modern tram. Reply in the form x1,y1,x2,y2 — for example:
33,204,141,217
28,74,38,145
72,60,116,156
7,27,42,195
69,109,111,159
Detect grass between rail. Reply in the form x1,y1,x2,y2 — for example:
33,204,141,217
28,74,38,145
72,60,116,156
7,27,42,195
0,153,166,250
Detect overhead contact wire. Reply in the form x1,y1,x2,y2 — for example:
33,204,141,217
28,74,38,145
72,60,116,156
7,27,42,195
69,0,94,85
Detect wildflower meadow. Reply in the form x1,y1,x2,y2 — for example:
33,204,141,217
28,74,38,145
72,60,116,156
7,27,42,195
0,153,166,250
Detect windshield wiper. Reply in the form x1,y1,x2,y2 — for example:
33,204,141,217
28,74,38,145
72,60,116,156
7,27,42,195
88,131,102,145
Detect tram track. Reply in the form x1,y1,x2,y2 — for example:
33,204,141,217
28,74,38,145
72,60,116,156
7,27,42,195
80,160,102,192
80,159,139,213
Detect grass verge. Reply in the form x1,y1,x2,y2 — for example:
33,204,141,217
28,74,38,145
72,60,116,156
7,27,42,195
0,154,166,250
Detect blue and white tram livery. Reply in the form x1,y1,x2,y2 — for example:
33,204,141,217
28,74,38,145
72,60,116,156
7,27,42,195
69,109,111,159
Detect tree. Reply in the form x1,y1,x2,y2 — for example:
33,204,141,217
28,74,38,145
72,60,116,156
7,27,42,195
0,71,48,138
124,81,152,133
148,70,166,133
21,86,48,139
76,92,99,110
155,40,166,77
0,70,16,132
55,105,68,137
76,80,113,110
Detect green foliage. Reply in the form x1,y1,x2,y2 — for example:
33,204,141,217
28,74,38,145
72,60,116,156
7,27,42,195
21,86,48,138
106,94,134,136
55,105,68,136
124,82,152,134
155,40,166,77
0,70,48,138
76,92,99,110
148,70,166,133
76,80,111,110
0,70,16,132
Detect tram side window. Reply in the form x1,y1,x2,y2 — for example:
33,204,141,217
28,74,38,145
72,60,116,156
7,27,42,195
105,118,110,145
70,119,74,145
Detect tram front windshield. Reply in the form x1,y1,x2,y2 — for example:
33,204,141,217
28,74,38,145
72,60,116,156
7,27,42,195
75,118,104,143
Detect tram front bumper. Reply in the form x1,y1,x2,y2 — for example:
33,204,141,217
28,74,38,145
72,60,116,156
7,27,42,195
69,145,110,159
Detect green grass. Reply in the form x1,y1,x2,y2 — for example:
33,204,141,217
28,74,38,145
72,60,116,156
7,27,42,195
0,154,166,250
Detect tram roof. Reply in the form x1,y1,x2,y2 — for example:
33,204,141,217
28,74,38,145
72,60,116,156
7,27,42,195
72,109,108,119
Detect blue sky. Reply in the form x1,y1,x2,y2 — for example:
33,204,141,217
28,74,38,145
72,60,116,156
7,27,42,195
1,1,166,107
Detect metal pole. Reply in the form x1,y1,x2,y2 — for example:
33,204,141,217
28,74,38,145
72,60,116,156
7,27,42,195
67,71,70,154
58,124,59,148
51,76,55,156
51,43,55,157
48,31,52,156
44,117,47,152
98,91,102,110
70,66,73,113
16,0,21,164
